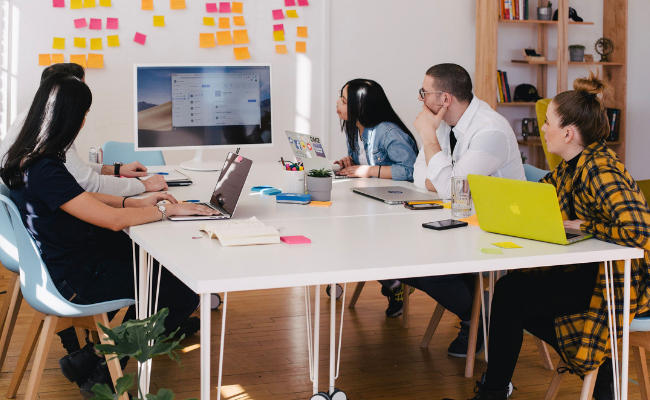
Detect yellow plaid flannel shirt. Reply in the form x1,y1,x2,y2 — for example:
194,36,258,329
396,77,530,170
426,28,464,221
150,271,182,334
535,140,650,377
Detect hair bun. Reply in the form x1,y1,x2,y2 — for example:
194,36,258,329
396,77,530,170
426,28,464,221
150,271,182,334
573,70,606,96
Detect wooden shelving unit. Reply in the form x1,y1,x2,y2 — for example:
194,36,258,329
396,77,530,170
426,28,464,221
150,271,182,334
475,0,628,169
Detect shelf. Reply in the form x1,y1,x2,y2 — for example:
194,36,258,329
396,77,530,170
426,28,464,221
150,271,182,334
499,19,594,25
512,59,557,65
497,102,537,107
568,61,625,66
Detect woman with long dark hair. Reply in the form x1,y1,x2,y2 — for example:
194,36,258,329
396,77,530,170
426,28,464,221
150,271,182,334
334,79,418,181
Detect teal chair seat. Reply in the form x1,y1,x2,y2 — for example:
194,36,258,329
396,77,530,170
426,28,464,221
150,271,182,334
102,141,165,166
523,163,549,183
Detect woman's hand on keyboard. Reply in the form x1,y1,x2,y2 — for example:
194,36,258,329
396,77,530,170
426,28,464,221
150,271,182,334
563,219,585,231
167,203,221,217
137,193,178,207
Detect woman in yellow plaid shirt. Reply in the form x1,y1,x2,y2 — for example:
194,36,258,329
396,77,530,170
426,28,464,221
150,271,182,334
451,72,650,400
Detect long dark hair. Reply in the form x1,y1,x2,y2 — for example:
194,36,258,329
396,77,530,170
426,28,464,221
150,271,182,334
1,73,92,189
340,79,417,153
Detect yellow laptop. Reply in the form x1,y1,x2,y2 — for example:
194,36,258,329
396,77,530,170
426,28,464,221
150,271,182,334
467,174,592,245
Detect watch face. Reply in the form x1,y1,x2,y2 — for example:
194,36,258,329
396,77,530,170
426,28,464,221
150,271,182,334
159,205,166,212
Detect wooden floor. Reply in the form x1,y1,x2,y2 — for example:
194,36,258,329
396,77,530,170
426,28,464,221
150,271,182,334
0,269,646,399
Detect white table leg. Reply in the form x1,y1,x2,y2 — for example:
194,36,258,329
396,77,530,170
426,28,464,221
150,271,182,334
622,259,631,400
138,248,151,395
217,292,228,400
329,283,336,395
201,293,212,400
313,285,320,395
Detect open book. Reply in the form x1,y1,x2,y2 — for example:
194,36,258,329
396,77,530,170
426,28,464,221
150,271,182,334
200,217,280,247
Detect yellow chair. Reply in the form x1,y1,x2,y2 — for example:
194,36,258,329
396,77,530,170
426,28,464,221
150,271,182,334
637,179,650,200
535,99,564,171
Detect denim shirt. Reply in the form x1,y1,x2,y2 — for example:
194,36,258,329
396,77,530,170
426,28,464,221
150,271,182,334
347,122,417,181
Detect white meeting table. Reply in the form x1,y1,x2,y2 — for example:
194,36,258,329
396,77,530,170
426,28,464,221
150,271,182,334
127,162,643,400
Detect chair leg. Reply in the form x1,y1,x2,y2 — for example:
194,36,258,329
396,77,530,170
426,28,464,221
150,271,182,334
633,345,650,400
6,312,45,399
94,313,128,400
535,336,555,370
0,272,18,337
24,315,59,400
465,275,482,378
0,273,22,369
544,360,567,400
75,327,88,348
579,367,599,400
402,284,410,329
347,282,365,309
420,303,445,348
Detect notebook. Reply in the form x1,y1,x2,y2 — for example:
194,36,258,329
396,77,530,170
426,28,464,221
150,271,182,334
468,174,592,245
351,186,441,204
168,153,252,221
285,130,355,179
200,217,280,246
141,169,192,186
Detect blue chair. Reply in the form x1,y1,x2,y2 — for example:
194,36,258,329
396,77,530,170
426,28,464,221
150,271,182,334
102,141,165,166
523,163,549,183
0,195,134,400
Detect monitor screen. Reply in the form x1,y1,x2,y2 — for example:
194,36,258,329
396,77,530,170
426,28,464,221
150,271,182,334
134,64,272,151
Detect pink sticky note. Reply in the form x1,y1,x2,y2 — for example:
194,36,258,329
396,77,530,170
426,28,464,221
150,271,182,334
219,2,230,12
272,9,284,20
53,0,65,7
273,24,284,31
106,17,118,29
280,236,311,244
89,18,102,30
297,0,309,5
134,32,146,45
74,18,87,28
284,0,295,6
206,2,217,12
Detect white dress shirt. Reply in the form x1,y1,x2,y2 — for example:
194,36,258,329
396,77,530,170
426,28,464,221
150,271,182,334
413,96,525,199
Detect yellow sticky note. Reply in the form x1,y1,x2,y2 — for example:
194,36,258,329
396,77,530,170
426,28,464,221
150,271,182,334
107,35,120,47
233,29,249,44
53,37,65,50
141,0,153,10
296,41,306,53
275,44,288,54
170,0,186,9
70,0,82,8
286,9,298,18
84,0,96,7
200,33,216,48
441,202,452,209
39,54,52,66
52,54,65,63
99,0,111,6
273,30,285,41
154,16,165,27
74,37,87,48
297,26,308,38
70,54,87,68
309,201,332,207
218,17,230,29
492,241,523,249
459,214,480,227
216,31,233,45
90,38,103,50
87,54,104,69
233,16,245,26
203,17,215,26
481,247,503,255
232,2,243,13
233,47,250,60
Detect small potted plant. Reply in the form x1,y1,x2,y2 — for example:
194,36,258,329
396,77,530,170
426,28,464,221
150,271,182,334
569,44,586,62
538,1,552,20
306,168,333,202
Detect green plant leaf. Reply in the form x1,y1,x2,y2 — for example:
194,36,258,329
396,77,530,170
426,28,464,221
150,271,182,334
145,388,175,400
90,373,135,400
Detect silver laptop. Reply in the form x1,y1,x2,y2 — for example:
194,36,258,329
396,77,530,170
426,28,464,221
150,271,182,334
168,153,252,221
351,186,441,205
285,130,356,179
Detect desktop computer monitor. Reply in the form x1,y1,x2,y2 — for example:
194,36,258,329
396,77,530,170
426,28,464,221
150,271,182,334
134,64,272,170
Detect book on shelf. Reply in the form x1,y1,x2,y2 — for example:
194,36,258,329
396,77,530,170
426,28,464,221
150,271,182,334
200,217,280,247
501,0,529,20
606,108,621,141
497,70,504,102
496,70,512,102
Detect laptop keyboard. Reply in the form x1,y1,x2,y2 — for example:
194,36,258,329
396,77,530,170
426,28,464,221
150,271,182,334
566,233,580,239
197,202,224,216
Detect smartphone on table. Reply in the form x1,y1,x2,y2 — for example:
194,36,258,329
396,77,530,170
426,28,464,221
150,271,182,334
422,219,469,230
404,202,443,210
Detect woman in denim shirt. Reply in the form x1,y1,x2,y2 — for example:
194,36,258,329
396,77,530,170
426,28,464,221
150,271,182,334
334,79,418,181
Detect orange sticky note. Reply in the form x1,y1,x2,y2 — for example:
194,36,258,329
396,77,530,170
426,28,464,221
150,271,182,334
141,0,153,10
83,0,96,7
218,17,230,29
233,47,250,60
203,17,215,26
70,54,87,67
107,35,120,47
233,16,245,26
87,54,104,68
273,30,285,41
71,0,82,8
233,29,248,44
286,9,298,18
275,44,288,54
99,0,111,6
200,33,216,48
216,31,233,45
232,1,242,13
74,37,87,48
52,54,65,63
297,26,308,38
153,16,165,27
90,38,103,50
296,41,306,53
39,54,52,66
53,37,65,50
170,0,185,9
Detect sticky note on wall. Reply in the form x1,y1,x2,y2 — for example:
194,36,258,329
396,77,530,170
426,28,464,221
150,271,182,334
206,3,217,12
106,18,118,29
273,30,285,41
233,16,245,26
141,0,153,10
285,0,295,6
134,32,147,45
170,0,186,9
233,29,248,44
53,37,65,49
74,18,87,28
233,47,250,60
84,0,96,7
298,0,309,5
90,38,103,50
71,0,82,8
154,16,165,26
273,24,284,31
216,31,233,45
275,44,288,54
219,17,230,29
74,37,87,48
286,10,298,18
200,33,216,48
53,0,65,8
219,2,231,12
232,2,242,13
107,35,120,47
296,41,306,53
89,18,102,29
272,9,284,20
52,54,65,63
297,27,308,37
204,17,215,26
99,0,111,6
39,54,52,66
70,54,87,67
87,54,104,68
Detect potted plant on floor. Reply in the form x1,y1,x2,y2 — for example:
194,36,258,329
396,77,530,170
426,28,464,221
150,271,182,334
569,44,586,62
306,168,333,201
537,1,552,20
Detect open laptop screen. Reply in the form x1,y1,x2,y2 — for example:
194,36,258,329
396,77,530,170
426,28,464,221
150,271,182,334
210,153,252,215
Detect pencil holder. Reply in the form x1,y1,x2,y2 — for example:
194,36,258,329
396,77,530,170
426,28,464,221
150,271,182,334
283,170,305,194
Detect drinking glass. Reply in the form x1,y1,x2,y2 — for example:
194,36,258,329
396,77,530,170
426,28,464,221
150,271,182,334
451,176,472,218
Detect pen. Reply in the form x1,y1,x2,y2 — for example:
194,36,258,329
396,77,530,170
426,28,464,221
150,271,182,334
280,157,286,167
182,200,200,203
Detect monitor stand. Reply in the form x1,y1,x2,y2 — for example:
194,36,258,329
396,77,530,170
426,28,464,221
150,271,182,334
180,149,222,171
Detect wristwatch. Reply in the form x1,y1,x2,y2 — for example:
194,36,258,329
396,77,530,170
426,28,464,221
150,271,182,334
156,204,167,221
113,162,123,176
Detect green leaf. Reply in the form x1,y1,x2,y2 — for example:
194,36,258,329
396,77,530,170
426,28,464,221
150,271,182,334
89,383,119,400
145,388,175,400
115,374,135,396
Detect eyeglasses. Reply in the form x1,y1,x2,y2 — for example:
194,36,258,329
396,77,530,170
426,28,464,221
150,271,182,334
419,88,445,99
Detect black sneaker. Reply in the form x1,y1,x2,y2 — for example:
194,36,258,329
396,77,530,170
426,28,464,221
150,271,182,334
172,316,200,340
593,357,614,400
59,342,101,387
381,284,414,318
79,358,130,399
447,320,485,358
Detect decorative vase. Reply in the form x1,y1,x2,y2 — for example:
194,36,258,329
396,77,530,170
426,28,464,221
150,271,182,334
569,47,585,62
306,176,332,201
537,7,552,20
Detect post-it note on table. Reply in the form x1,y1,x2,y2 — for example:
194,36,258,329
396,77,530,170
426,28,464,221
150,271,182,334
273,30,285,41
70,54,87,67
286,9,298,18
84,0,96,7
199,33,215,48
90,38,103,50
219,2,231,12
74,37,86,48
71,0,82,8
153,16,165,27
53,0,65,8
99,0,111,6
39,54,52,66
298,0,309,5
53,37,65,49
481,247,503,255
297,26,308,37
492,242,523,249
232,2,242,13
74,18,87,28
233,47,251,60
170,0,186,10
216,31,233,45
272,9,284,20
218,17,229,29
233,29,249,44
459,214,479,227
233,16,245,26
441,202,452,209
52,54,65,63
251,186,273,192
281,235,311,244
273,24,284,31
310,201,332,207
87,53,104,68
295,41,306,53
141,0,153,10
260,187,280,195
206,3,217,12
89,18,102,29
107,35,120,47
275,44,288,54
134,32,147,45
106,17,118,29
203,17,215,26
